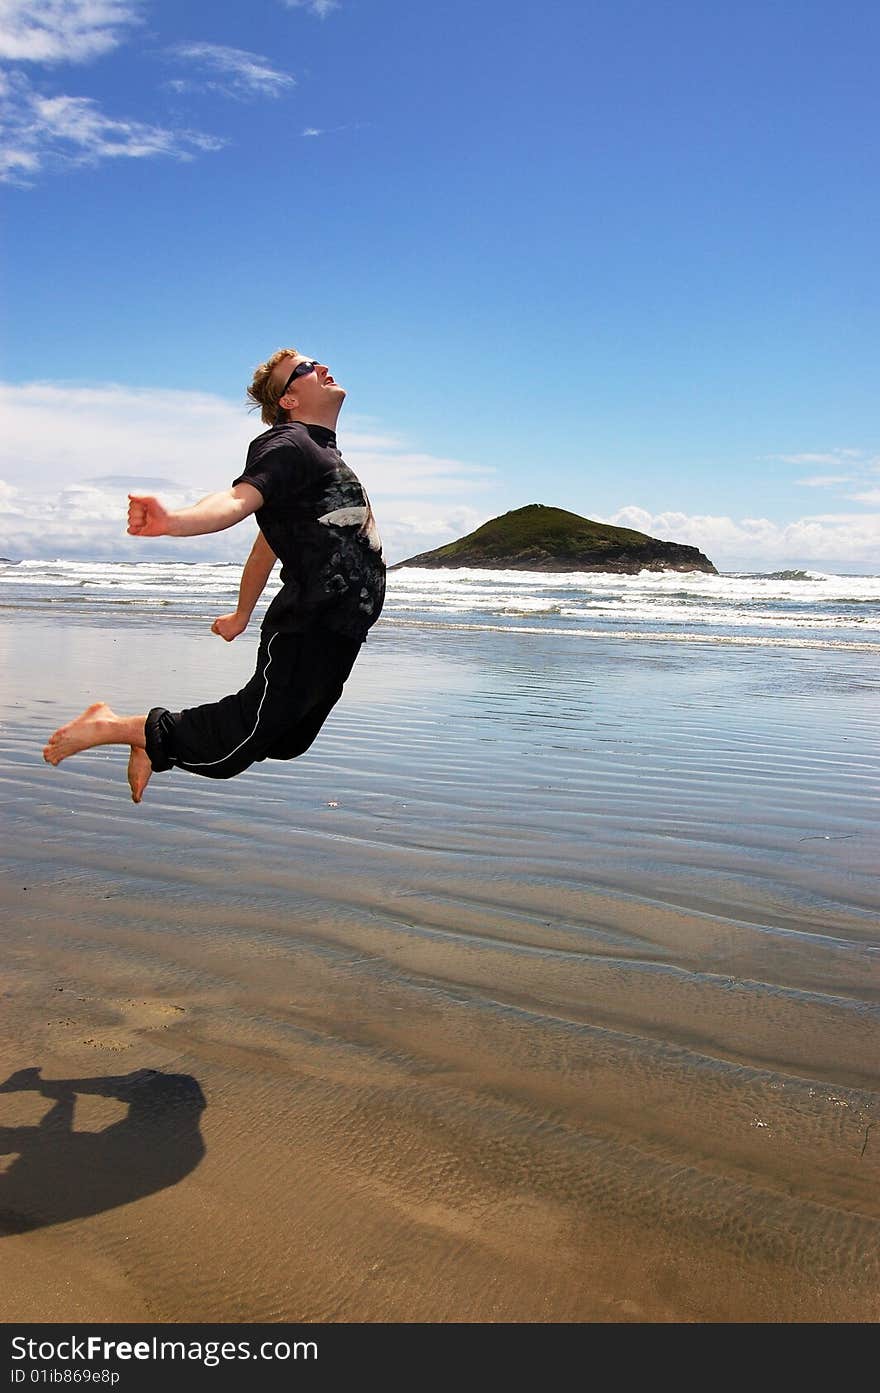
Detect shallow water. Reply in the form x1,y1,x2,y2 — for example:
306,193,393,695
1,613,878,1320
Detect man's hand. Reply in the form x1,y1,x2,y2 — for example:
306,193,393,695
211,612,249,642
128,494,171,537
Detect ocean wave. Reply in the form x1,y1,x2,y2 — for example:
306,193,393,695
2,559,879,645
737,569,827,581
383,617,880,652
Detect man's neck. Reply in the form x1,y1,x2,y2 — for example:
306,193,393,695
286,407,342,432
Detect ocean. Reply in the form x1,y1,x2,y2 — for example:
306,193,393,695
2,557,880,651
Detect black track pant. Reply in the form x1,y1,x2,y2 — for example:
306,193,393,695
144,628,362,780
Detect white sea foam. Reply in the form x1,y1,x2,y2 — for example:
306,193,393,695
2,558,879,649
384,618,880,652
389,565,880,602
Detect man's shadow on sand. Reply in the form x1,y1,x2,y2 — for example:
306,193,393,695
0,1066,206,1236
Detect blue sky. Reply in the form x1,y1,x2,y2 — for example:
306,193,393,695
2,0,879,570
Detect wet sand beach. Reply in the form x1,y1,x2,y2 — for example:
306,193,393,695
1,611,878,1322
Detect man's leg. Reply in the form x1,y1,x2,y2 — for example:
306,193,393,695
150,629,362,779
43,629,362,796
264,631,361,761
40,633,288,791
145,629,292,781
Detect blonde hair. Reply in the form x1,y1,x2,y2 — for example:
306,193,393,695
246,347,300,426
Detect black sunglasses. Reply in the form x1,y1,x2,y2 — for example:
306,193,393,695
274,359,318,424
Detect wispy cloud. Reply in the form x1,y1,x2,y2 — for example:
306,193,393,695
775,447,880,507
0,5,224,185
166,43,295,100
0,381,494,561
795,475,853,488
1,1,338,185
0,0,141,64
282,0,340,17
300,122,365,137
777,450,862,466
0,70,223,184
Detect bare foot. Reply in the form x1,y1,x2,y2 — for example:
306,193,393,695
43,702,118,765
127,746,153,803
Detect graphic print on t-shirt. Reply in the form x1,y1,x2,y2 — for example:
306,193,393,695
234,421,386,640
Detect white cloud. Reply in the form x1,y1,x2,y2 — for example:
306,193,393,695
167,43,295,100
0,380,494,562
5,380,879,569
300,122,364,138
1,382,265,490
375,507,487,563
850,489,880,506
777,449,865,465
282,0,340,17
0,476,231,561
0,0,140,64
796,475,853,487
605,505,880,569
0,69,223,183
350,448,494,499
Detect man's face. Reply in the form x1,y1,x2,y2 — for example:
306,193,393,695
275,354,346,417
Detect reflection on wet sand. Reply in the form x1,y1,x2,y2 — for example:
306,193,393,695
0,617,878,1320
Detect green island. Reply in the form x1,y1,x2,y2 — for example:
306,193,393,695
392,504,717,574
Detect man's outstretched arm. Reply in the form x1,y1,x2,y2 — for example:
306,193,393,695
212,529,278,641
127,483,264,538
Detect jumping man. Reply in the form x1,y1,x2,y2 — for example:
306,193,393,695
43,349,385,802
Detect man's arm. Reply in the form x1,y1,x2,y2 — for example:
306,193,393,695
212,530,278,641
127,483,264,538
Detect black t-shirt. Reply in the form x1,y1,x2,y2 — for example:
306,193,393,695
233,421,385,640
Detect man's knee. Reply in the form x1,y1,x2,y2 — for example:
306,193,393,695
268,686,344,761
268,726,322,761
270,729,317,763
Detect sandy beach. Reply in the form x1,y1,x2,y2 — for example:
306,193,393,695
1,609,878,1322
